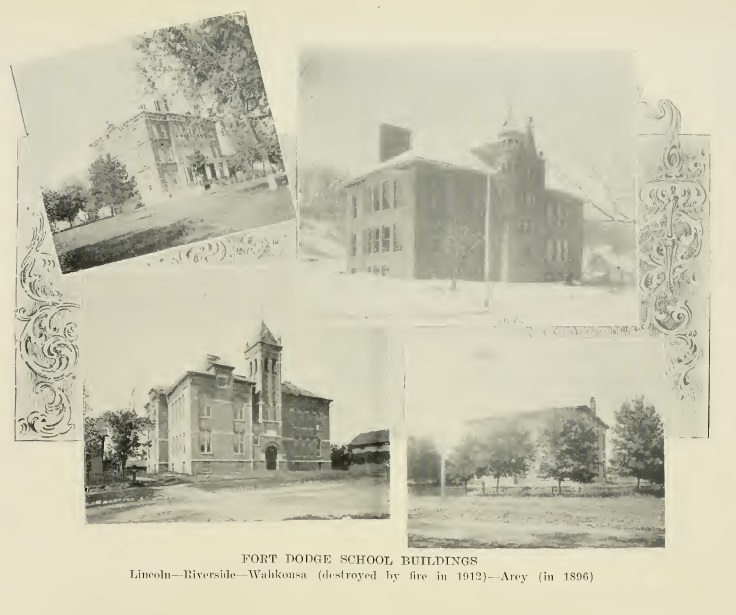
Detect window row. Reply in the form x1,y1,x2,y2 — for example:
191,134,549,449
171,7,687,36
352,179,401,218
172,433,186,456
289,438,323,458
546,238,571,263
248,357,278,377
199,401,250,421
351,224,403,257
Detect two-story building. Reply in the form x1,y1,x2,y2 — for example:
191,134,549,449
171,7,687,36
145,322,331,475
465,398,608,486
343,121,584,282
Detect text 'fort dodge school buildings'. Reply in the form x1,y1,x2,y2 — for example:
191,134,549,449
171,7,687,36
344,119,584,283
145,322,331,475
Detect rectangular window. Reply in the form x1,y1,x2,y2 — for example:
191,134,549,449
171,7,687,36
352,196,357,219
372,228,380,253
393,180,398,208
235,403,245,421
217,374,229,387
562,239,570,262
201,404,211,418
546,239,554,262
381,265,389,276
381,226,390,252
372,186,380,211
252,393,260,423
382,181,390,209
393,224,402,251
364,186,372,214
234,432,245,454
363,229,371,254
200,431,212,454
351,233,357,257
154,101,161,112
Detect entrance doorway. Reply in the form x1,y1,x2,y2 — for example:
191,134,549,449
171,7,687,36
265,445,278,471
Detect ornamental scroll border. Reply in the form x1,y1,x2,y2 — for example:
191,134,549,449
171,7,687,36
14,172,297,441
538,99,709,431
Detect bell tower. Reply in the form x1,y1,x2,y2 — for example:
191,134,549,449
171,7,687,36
243,321,283,433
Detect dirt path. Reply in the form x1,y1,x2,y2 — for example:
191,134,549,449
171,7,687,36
87,478,389,524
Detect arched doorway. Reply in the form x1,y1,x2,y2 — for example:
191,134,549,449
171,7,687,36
265,445,278,471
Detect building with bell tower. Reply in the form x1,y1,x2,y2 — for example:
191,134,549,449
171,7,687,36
343,115,584,283
145,321,332,475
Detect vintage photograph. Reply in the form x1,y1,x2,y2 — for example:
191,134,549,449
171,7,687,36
13,11,294,274
405,329,667,548
81,268,392,523
297,49,638,325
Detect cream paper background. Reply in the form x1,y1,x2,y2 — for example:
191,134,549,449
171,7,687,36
0,0,732,611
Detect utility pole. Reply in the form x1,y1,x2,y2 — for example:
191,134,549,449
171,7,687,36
483,172,493,309
440,449,446,499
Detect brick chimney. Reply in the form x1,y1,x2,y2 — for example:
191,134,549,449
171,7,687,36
589,397,597,414
379,124,412,162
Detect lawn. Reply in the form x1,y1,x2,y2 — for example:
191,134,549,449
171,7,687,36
53,183,295,273
408,494,665,548
86,470,389,524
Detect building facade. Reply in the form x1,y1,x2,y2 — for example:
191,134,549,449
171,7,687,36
90,98,232,203
467,398,608,486
146,322,331,475
343,121,584,282
348,429,390,464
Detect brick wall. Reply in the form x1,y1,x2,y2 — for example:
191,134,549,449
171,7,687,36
282,393,331,469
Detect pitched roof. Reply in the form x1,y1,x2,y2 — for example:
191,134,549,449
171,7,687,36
246,320,281,350
343,148,489,186
281,381,331,401
349,429,390,447
468,405,608,430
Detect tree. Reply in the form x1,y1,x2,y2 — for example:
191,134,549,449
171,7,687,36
330,444,352,471
442,223,482,291
538,418,601,494
446,435,482,494
407,436,442,484
478,423,537,494
83,385,105,459
42,184,88,227
88,154,139,211
134,13,284,172
187,149,208,181
102,410,152,476
610,397,665,489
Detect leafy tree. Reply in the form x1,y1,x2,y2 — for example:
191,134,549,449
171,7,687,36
134,13,284,172
538,418,601,494
446,435,482,494
330,444,352,471
187,149,208,181
42,184,88,226
407,436,442,484
102,410,152,476
610,397,665,489
477,423,537,493
88,154,139,210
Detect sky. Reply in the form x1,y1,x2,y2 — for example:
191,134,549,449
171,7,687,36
298,48,637,217
405,327,672,451
81,266,398,444
13,38,151,190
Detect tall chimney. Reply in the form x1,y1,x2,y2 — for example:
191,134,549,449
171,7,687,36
379,124,412,162
589,397,597,413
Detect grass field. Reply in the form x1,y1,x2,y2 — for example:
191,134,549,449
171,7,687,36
86,470,389,524
54,183,295,273
408,494,665,548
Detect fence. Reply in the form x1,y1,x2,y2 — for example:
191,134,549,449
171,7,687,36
409,481,663,498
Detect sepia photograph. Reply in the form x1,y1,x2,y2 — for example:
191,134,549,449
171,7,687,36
405,329,668,548
13,11,294,274
296,49,638,325
80,268,392,523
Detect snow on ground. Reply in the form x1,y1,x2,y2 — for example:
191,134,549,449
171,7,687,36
290,259,638,327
